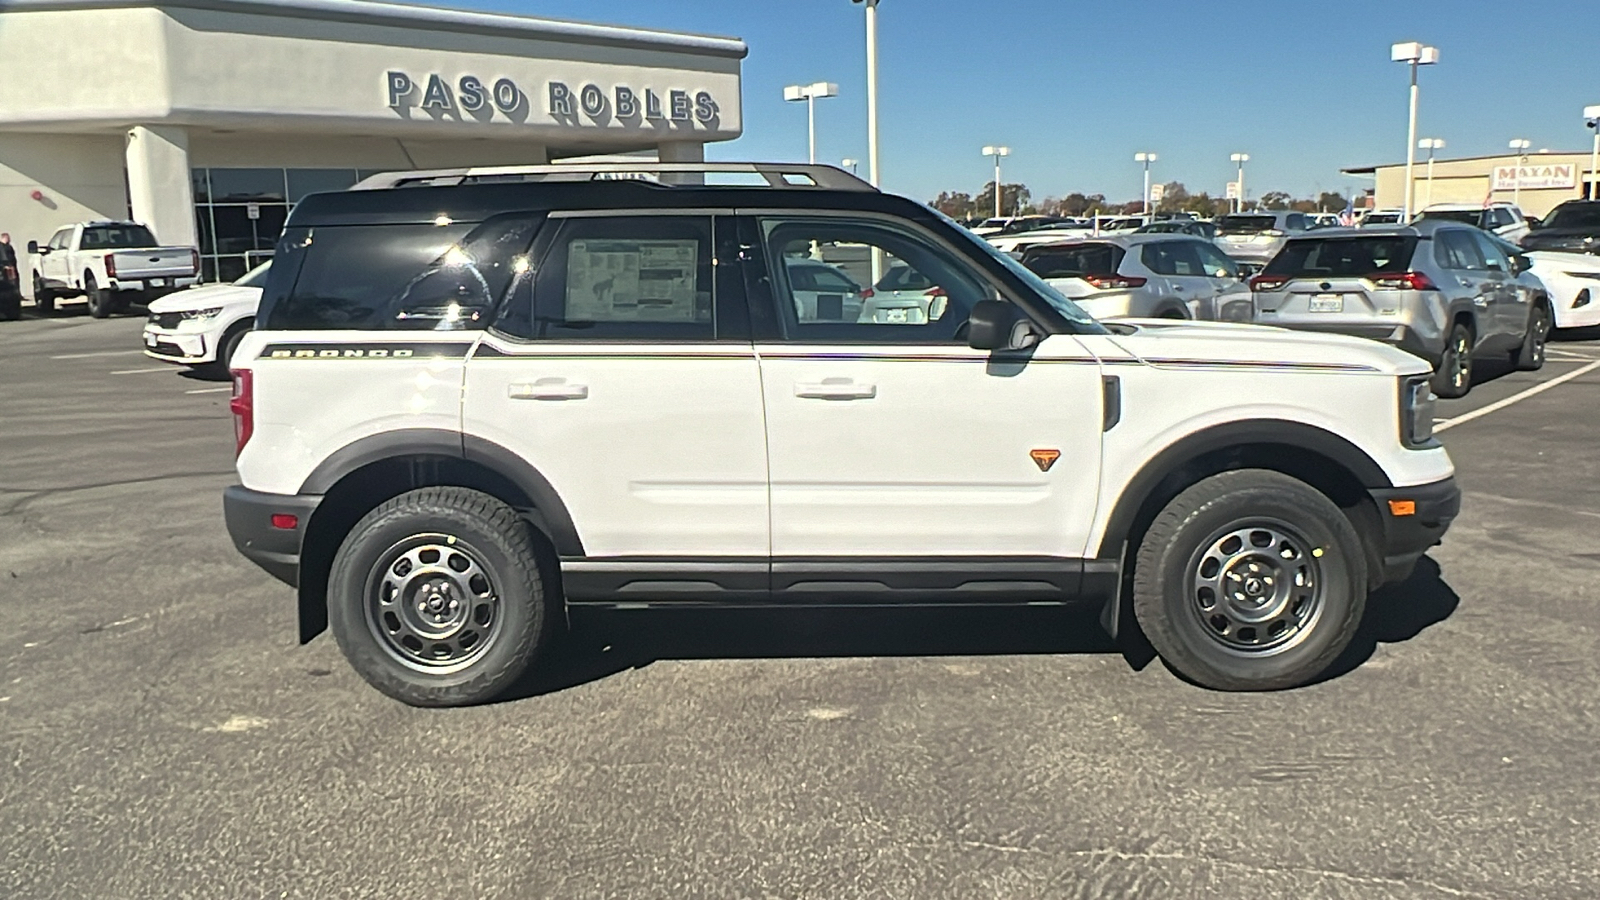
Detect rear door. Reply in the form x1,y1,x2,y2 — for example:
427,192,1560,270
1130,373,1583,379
463,213,770,597
1472,232,1526,343
1435,229,1497,340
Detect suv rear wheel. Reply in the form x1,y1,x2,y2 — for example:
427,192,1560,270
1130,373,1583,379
1511,301,1549,371
1132,469,1367,691
327,487,555,707
1432,322,1473,399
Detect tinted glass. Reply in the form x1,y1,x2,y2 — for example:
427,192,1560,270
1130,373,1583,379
392,216,542,331
1022,244,1122,279
1263,236,1419,276
1435,230,1487,271
264,223,472,329
287,169,360,203
761,217,984,341
1472,232,1510,271
808,265,861,292
510,216,714,341
80,224,158,249
208,168,287,203
1141,241,1206,276
1286,214,1306,231
1217,215,1279,234
1192,241,1241,278
1543,202,1600,229
1417,210,1478,226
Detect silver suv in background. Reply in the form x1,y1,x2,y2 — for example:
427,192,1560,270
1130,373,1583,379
1214,211,1312,267
1019,234,1248,320
1248,222,1551,397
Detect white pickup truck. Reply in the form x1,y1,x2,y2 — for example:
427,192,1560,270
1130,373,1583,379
28,221,199,317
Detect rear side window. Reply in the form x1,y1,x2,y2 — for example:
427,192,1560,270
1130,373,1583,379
1435,230,1487,271
1022,244,1123,279
1417,209,1479,226
1263,236,1419,277
263,223,472,329
1140,241,1205,276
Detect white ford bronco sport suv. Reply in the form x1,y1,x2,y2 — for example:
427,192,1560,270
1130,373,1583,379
222,162,1459,707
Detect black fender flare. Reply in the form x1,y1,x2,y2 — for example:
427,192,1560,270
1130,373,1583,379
297,427,584,556
1094,418,1393,561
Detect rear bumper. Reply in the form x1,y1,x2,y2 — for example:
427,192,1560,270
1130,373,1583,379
1368,476,1460,584
223,485,321,587
1258,319,1442,365
108,275,199,294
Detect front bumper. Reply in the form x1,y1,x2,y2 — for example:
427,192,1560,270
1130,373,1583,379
1368,476,1460,584
143,326,213,363
223,485,322,587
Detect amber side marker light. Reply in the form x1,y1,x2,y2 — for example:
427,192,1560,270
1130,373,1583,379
1388,500,1417,517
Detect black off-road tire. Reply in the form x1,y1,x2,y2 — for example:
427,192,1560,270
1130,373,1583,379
1511,301,1549,371
327,487,555,707
84,274,112,318
1431,321,1473,399
1131,469,1368,691
33,273,54,314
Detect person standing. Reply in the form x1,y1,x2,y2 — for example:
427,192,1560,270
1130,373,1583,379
0,232,20,320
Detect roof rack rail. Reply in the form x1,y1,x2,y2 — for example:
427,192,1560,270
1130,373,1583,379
351,162,877,192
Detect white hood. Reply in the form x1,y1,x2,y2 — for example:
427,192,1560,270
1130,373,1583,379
146,282,261,314
1100,318,1431,378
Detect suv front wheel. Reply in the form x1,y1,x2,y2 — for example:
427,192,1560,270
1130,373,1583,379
327,487,555,707
1132,469,1367,691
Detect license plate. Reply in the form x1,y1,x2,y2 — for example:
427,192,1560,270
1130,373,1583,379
885,308,908,323
1309,294,1343,313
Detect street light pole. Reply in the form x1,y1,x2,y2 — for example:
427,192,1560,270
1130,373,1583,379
783,82,839,164
862,0,880,189
841,157,858,175
1509,138,1531,207
1230,153,1249,213
1585,105,1600,200
982,146,1011,218
1135,152,1157,216
1392,41,1439,222
1418,138,1444,208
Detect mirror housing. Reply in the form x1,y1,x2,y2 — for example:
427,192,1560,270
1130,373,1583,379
966,299,1037,351
27,241,41,254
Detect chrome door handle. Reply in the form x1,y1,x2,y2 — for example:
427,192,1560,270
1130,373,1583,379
794,379,877,400
509,379,589,401
1172,285,1186,292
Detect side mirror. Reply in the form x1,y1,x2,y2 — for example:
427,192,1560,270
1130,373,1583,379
966,299,1036,351
27,241,40,254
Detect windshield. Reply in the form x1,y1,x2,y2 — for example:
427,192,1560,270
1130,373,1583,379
79,224,158,249
1542,203,1600,230
1216,215,1279,234
1262,236,1418,277
1417,209,1480,226
234,261,272,287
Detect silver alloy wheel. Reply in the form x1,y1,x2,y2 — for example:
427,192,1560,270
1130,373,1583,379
364,533,502,673
1530,307,1549,365
1449,331,1471,389
1187,521,1325,655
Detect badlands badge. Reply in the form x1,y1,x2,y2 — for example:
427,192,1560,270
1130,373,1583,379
1029,449,1061,472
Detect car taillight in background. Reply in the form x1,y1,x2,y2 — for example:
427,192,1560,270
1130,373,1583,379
190,249,200,274
1249,274,1291,292
1369,272,1438,291
1084,274,1147,289
104,254,117,278
859,287,875,299
230,368,253,455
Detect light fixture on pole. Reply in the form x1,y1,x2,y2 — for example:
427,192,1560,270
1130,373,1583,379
1586,106,1600,201
1230,153,1250,213
1418,138,1445,208
782,81,839,164
982,146,1011,219
1392,41,1439,222
840,157,858,175
1508,138,1531,207
1135,152,1158,216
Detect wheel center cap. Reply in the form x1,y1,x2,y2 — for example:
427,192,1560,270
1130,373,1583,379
1244,577,1265,598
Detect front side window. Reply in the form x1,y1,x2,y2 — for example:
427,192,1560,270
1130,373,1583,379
1192,241,1241,278
1141,241,1205,276
49,229,71,250
759,217,986,342
1471,232,1511,272
501,215,715,341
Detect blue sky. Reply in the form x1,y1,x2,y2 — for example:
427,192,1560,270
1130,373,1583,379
463,0,1600,205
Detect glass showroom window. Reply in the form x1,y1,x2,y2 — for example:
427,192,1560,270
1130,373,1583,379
192,168,384,283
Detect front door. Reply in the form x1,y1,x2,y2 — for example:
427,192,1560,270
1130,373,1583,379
740,213,1105,600
40,228,71,288
463,213,769,600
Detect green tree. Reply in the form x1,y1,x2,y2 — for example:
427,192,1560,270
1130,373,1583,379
1316,191,1348,213
931,191,976,220
1260,191,1292,211
1155,181,1191,213
974,181,1032,218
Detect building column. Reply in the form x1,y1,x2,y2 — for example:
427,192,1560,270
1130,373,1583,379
125,125,196,248
657,140,705,185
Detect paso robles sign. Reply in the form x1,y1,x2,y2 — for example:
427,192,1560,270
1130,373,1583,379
385,70,719,127
1491,163,1576,191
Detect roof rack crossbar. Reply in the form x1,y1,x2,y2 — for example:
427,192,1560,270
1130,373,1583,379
351,162,877,192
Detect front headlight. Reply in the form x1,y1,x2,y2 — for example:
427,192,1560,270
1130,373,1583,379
1400,375,1435,447
181,307,224,321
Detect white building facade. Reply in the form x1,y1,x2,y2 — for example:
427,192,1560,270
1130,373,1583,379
0,0,745,283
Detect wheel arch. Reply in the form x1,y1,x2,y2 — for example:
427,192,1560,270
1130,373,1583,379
1095,419,1393,637
294,429,581,643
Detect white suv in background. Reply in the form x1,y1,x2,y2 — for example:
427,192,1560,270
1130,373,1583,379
221,162,1460,707
143,262,268,376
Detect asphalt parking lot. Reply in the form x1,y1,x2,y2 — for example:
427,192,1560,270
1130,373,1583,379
3,310,1599,900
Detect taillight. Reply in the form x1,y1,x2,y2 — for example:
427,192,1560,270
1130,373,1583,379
1084,274,1148,289
190,249,200,275
104,254,117,278
230,368,253,455
859,287,875,299
923,286,947,297
1250,274,1291,292
1369,271,1438,291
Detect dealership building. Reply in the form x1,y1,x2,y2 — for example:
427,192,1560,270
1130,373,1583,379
1344,151,1598,219
0,0,745,284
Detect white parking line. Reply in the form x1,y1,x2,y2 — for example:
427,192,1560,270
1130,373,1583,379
1436,360,1600,434
183,386,232,394
50,350,142,360
107,367,172,375
1548,347,1600,360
